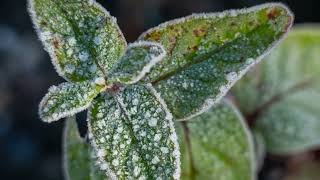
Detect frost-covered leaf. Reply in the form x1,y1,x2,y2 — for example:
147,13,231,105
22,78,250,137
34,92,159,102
109,41,165,84
63,116,105,180
232,26,320,154
139,3,293,120
88,85,180,179
29,0,127,82
176,102,255,180
39,78,106,123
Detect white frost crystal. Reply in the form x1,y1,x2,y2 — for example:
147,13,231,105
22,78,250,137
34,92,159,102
109,41,166,84
39,81,103,123
88,85,180,179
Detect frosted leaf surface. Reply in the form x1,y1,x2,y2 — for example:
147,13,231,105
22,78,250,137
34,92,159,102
176,102,255,180
109,41,166,84
63,117,105,180
232,26,320,154
88,85,180,179
29,0,126,82
39,80,105,123
139,3,293,120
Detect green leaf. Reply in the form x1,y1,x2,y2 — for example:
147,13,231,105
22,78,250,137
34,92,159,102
63,116,105,180
176,102,255,180
252,131,266,171
109,41,166,84
232,26,320,154
283,160,320,180
39,78,106,123
139,3,293,120
88,84,180,179
29,0,127,82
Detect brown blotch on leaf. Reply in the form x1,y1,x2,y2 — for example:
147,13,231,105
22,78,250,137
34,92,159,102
188,45,198,51
40,21,48,27
53,39,59,48
267,7,280,20
230,22,237,26
192,28,206,37
146,32,161,41
106,83,123,94
169,36,176,43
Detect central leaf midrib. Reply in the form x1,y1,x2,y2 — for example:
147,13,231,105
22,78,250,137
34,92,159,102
151,23,272,85
114,94,154,178
54,1,107,77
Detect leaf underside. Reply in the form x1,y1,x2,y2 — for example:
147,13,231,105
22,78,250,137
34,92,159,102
29,0,126,82
176,102,255,180
139,3,293,120
88,85,180,179
109,41,165,84
63,117,105,180
39,80,104,123
232,26,320,154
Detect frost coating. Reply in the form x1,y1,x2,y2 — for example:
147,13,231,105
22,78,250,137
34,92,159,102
176,101,256,180
28,0,127,82
109,41,166,84
88,85,180,179
39,80,105,123
139,3,293,120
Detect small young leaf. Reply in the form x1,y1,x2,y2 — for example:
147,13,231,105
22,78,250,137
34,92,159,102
176,102,255,180
39,79,106,123
232,26,320,154
63,117,105,180
109,41,166,84
29,0,127,81
88,85,180,179
139,3,293,120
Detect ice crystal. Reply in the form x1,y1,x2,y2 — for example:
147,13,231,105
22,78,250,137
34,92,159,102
109,41,166,84
139,3,293,120
88,85,180,179
29,0,294,179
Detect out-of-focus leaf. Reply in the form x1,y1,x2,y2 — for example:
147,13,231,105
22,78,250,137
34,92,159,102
109,41,165,84
88,85,180,179
39,79,105,123
232,26,320,154
176,102,255,180
253,131,266,171
139,3,293,120
284,160,320,180
29,0,126,81
63,117,105,180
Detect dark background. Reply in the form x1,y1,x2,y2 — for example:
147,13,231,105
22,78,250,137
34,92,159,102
1,0,319,179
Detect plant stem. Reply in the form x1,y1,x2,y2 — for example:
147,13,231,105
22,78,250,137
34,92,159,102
245,78,313,126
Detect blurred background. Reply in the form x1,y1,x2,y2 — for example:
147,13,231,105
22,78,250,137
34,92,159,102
1,0,320,179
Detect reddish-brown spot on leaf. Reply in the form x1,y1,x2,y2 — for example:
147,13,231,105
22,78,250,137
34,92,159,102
145,32,161,41
40,21,48,27
192,28,206,37
53,39,59,48
267,7,280,20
